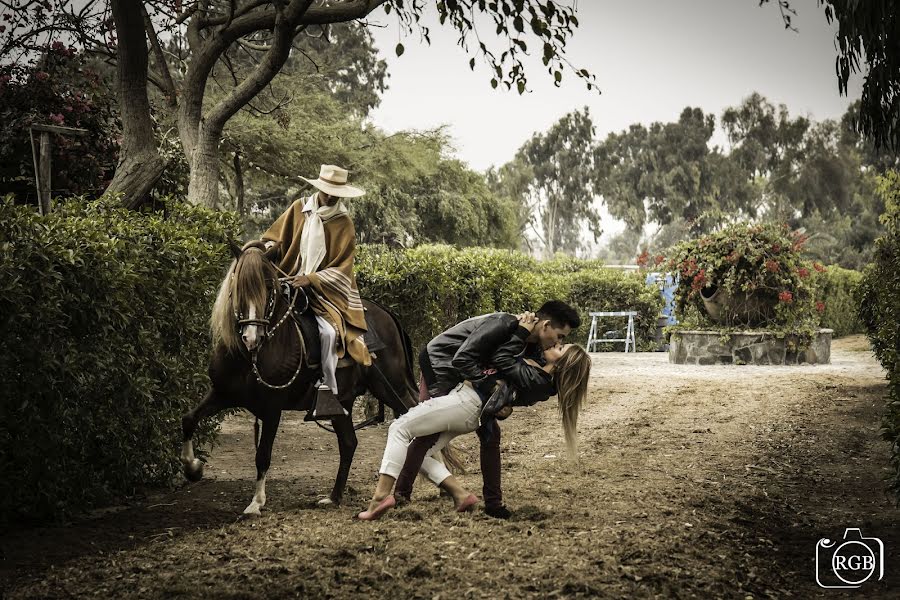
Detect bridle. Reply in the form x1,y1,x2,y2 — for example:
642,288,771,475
230,260,310,389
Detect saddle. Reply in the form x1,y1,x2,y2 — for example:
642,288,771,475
290,290,387,369
290,289,387,420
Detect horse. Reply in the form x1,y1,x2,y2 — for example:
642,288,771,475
180,240,419,515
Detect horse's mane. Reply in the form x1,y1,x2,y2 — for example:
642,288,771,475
211,242,273,352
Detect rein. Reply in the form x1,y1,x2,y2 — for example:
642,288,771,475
248,280,309,390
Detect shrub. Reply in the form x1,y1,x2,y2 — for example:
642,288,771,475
858,170,900,500
356,244,663,353
817,266,865,337
666,223,822,336
0,197,239,523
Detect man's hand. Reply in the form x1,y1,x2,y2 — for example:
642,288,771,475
518,311,538,332
290,274,311,288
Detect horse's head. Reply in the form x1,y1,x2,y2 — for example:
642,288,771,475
211,240,281,353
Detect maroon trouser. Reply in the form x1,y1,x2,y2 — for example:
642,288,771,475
394,377,504,508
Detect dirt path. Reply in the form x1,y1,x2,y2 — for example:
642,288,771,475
3,335,898,599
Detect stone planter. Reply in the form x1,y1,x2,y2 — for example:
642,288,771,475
669,329,833,365
700,285,775,327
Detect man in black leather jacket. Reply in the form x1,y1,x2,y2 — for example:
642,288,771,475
396,300,580,518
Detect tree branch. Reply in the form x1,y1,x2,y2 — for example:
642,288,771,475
141,3,177,108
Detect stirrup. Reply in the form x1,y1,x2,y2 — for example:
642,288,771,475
304,385,348,421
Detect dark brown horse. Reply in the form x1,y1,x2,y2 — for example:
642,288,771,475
180,241,418,515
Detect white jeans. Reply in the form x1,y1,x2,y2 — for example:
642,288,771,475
379,383,482,485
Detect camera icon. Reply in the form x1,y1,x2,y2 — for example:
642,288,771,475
815,528,884,589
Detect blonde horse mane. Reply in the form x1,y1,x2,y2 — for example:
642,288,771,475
210,244,273,352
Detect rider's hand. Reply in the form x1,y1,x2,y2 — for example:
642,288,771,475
290,275,311,288
518,311,537,332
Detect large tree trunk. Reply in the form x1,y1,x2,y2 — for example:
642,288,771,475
105,0,166,209
187,127,223,207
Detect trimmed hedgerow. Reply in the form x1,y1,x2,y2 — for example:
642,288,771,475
355,244,663,353
0,197,239,523
858,171,900,501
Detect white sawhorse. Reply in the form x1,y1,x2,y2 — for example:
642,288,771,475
586,311,637,352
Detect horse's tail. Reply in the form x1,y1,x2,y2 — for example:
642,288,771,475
364,297,419,407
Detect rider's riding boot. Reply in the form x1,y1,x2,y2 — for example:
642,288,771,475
305,384,347,421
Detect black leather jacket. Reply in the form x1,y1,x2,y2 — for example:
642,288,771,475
474,334,556,407
425,312,553,404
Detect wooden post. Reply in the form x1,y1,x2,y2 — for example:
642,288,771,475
28,124,88,215
38,132,51,215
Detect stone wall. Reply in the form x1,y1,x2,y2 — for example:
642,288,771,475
668,329,833,365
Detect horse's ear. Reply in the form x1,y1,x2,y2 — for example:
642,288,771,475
264,242,281,263
228,239,243,260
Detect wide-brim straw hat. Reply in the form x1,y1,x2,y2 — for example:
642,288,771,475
300,164,365,198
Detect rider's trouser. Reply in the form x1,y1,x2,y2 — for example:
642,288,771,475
315,315,338,394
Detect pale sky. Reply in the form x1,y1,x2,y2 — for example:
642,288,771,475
367,0,863,173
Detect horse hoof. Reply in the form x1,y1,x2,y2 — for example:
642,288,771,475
184,459,204,482
242,503,262,516
317,497,337,507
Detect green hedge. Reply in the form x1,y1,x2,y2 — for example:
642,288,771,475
0,197,239,522
859,171,900,500
817,265,865,338
356,245,664,353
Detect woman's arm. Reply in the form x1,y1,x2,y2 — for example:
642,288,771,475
491,336,554,395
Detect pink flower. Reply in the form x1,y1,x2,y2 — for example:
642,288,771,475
797,267,810,278
765,260,780,273
815,301,825,313
48,113,64,124
778,291,793,304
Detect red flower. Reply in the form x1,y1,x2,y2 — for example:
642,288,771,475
690,269,707,292
778,291,793,304
681,258,699,278
765,260,780,273
815,301,825,313
797,267,810,278
813,262,825,273
654,254,665,266
636,250,650,268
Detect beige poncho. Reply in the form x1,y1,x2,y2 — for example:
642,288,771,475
262,198,371,367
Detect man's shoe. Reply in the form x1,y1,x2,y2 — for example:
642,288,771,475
485,504,511,519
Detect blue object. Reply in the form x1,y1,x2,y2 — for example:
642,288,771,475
645,271,677,325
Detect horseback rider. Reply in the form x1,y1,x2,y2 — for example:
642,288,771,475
261,164,371,401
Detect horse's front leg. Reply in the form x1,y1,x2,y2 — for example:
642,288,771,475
181,390,224,482
244,409,282,515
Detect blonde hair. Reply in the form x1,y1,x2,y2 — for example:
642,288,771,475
210,245,272,352
553,345,591,459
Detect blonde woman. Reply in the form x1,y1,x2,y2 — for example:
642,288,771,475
358,314,592,520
